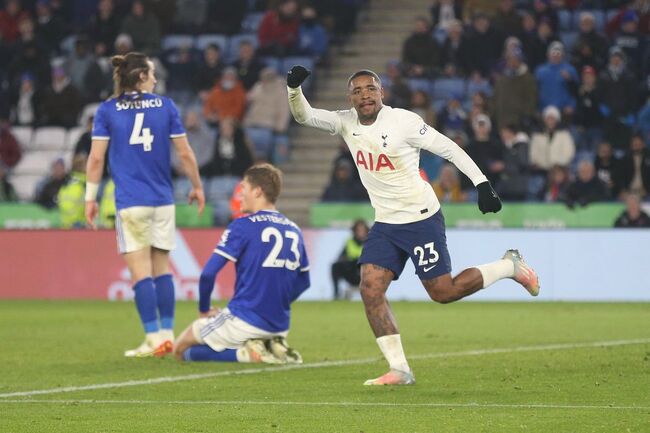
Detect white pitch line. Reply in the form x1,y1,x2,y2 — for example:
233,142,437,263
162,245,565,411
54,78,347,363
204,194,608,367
1,399,648,411
0,338,648,399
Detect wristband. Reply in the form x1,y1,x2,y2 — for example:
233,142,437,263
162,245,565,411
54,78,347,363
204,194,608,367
85,182,99,201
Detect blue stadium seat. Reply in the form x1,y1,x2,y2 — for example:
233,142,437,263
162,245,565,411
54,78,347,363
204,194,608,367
431,78,466,101
227,34,258,63
407,78,431,94
558,9,573,31
260,56,282,74
559,31,579,50
272,134,290,164
241,12,264,34
244,127,274,160
161,34,195,51
194,34,228,53
573,10,606,32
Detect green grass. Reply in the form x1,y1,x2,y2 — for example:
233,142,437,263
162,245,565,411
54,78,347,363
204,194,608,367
1,301,649,432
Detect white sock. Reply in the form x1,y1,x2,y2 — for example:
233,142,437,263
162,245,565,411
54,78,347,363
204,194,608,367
376,334,410,373
475,259,515,288
236,347,251,363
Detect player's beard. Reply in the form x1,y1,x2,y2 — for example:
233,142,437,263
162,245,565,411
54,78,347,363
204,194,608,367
357,103,381,124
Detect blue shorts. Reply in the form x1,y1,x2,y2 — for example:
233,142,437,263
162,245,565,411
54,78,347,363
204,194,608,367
359,211,452,280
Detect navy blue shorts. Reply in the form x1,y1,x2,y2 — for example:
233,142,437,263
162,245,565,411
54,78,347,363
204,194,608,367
359,211,452,280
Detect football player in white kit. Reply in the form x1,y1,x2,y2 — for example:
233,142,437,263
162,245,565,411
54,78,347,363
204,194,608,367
287,65,540,386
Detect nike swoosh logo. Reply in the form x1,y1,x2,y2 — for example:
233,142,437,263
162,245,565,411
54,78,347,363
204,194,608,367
423,264,437,272
352,132,361,136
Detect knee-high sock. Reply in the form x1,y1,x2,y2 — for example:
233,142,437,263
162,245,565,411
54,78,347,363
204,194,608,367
154,274,175,330
183,345,238,362
133,277,159,334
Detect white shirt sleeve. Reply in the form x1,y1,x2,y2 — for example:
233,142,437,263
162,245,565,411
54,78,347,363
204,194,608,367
404,111,488,187
288,86,342,135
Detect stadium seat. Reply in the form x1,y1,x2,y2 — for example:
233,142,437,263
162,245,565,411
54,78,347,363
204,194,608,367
260,56,282,74
573,10,606,32
559,31,579,50
12,174,42,201
244,127,274,160
13,150,64,175
431,78,466,101
194,34,228,53
33,127,67,150
272,134,290,164
227,34,258,63
558,10,573,31
79,103,100,127
407,78,431,94
162,34,195,52
65,126,86,151
10,126,33,150
241,12,264,34
431,99,447,112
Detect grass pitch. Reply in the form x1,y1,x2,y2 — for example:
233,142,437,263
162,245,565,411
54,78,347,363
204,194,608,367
0,301,649,433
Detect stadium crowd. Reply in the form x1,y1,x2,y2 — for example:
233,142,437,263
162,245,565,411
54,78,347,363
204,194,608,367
321,0,650,216
0,0,362,224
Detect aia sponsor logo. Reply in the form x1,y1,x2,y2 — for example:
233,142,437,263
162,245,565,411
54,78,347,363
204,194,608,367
355,150,395,171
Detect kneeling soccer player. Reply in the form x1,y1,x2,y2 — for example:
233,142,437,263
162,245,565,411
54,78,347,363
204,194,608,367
174,164,310,364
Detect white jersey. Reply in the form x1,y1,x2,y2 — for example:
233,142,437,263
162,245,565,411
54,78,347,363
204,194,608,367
288,87,487,224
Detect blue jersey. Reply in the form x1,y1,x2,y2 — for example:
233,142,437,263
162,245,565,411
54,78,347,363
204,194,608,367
92,92,186,210
215,210,310,333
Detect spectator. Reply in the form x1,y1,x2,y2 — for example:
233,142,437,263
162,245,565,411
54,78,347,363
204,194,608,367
35,157,68,208
57,153,86,228
430,0,462,31
431,163,467,203
163,44,197,103
574,65,603,152
203,67,247,124
599,46,639,149
492,0,522,37
113,32,133,56
382,61,411,109
532,0,558,32
73,115,111,179
34,0,67,56
244,67,290,134
120,0,161,56
87,0,120,57
614,193,650,227
0,163,18,202
204,0,246,35
465,114,504,186
172,110,215,178
8,40,51,90
544,164,570,203
467,70,492,97
535,41,578,115
571,12,609,71
331,219,369,300
196,44,224,98
594,141,621,197
465,12,503,77
410,89,436,127
496,125,529,201
492,47,537,130
0,0,31,45
257,0,301,57
402,16,440,78
0,119,22,169
65,36,105,103
440,19,471,76
232,40,264,91
321,158,368,202
467,91,489,134
611,10,645,75
173,0,207,33
614,134,650,199
565,159,609,207
522,15,559,71
437,93,467,134
207,117,254,225
530,106,575,174
39,65,81,128
298,6,328,62
9,72,40,126
638,93,650,144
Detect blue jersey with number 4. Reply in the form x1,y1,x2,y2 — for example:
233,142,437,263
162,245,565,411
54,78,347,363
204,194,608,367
215,210,310,332
92,92,186,210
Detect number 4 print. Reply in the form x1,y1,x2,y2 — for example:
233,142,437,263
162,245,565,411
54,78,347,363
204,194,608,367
130,112,154,151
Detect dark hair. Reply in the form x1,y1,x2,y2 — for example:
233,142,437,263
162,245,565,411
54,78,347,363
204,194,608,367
111,52,150,97
347,70,382,88
244,163,282,204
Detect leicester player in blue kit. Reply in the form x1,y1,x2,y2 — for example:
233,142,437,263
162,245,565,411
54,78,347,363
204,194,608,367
174,164,310,364
85,52,205,357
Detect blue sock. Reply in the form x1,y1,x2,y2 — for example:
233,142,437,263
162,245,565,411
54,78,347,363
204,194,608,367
183,345,238,362
133,277,159,334
154,274,175,330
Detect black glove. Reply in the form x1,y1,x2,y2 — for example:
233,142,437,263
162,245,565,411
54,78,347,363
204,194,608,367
287,65,311,88
477,181,502,214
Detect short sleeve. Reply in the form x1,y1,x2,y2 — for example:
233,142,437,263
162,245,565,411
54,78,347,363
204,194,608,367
91,103,110,140
213,219,248,262
298,231,310,272
167,98,186,138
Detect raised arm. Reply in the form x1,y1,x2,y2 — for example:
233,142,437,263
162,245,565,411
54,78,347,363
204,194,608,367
287,65,342,134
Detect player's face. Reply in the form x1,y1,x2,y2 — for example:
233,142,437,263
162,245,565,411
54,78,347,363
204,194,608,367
348,75,384,124
239,178,259,213
140,60,157,92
